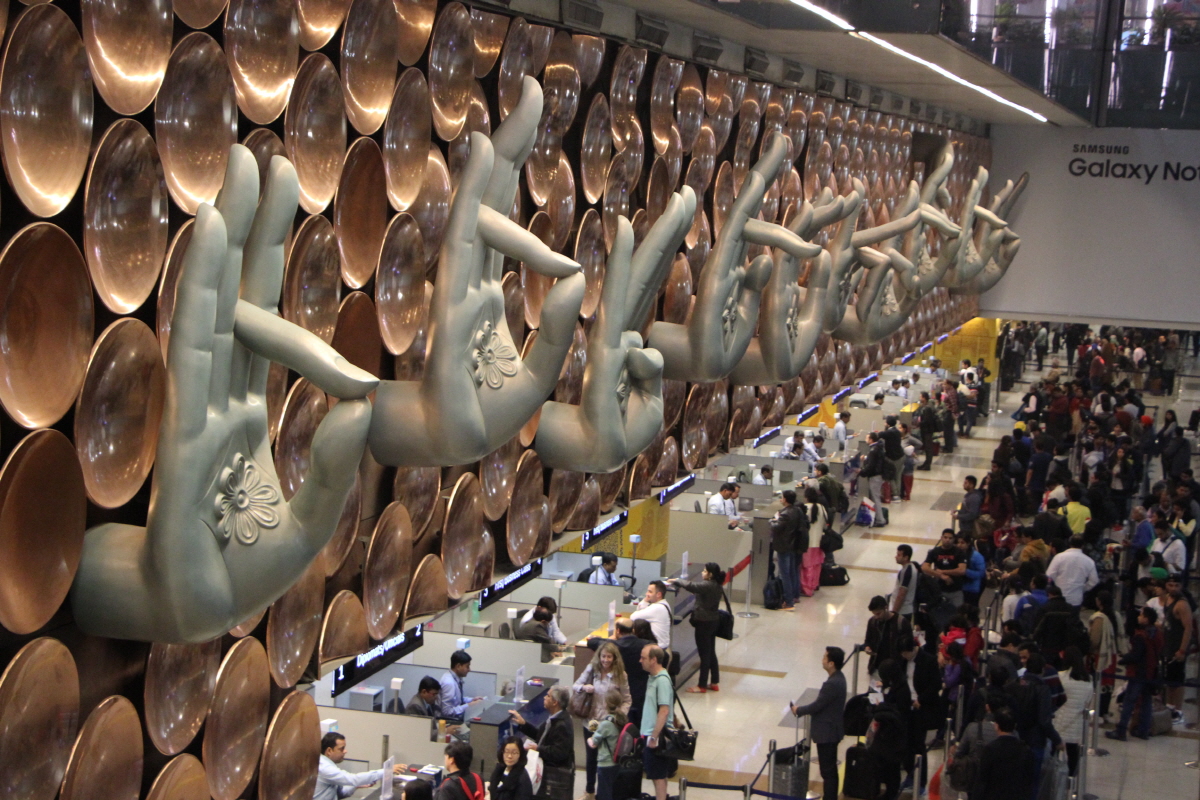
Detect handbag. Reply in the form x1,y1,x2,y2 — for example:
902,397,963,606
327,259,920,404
658,693,698,761
716,588,735,640
568,686,595,719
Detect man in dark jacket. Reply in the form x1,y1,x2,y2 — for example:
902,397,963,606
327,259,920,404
587,619,651,726
435,742,484,800
1107,606,1165,741
859,432,887,526
1013,653,1063,781
770,489,808,611
510,685,574,799
882,415,905,500
790,647,847,800
972,709,1035,800
953,476,983,536
897,635,941,791
864,595,913,674
917,393,939,470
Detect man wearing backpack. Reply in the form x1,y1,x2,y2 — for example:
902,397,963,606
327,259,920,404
1106,606,1165,741
435,742,485,800
770,490,808,611
814,463,847,519
1014,575,1050,636
916,393,939,470
1012,653,1063,786
859,433,887,526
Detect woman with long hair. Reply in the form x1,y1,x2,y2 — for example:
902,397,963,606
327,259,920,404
668,562,727,693
488,736,533,800
1055,646,1094,777
1088,590,1121,720
587,688,630,800
572,641,630,800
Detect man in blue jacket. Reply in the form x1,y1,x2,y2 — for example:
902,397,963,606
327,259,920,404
790,647,847,800
954,533,987,607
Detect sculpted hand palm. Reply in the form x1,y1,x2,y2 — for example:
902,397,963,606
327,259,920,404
535,189,695,472
72,148,377,643
369,77,585,467
949,173,1028,295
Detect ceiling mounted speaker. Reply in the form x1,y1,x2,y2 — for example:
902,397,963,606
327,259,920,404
562,0,603,31
692,33,723,65
909,99,923,117
845,80,866,106
870,88,884,109
924,103,939,122
890,93,906,112
634,13,668,49
782,60,805,88
815,70,836,96
743,47,768,78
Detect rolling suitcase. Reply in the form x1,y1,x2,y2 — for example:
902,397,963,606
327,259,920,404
841,744,877,800
1036,751,1069,800
770,743,809,799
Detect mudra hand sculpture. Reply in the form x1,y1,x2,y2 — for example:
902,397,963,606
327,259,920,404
947,173,1028,295
647,133,824,383
534,188,696,473
368,77,586,466
72,148,378,643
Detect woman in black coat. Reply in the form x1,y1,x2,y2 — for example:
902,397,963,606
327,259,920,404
668,562,726,693
488,737,534,800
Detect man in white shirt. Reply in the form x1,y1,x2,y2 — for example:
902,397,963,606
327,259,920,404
315,733,403,800
520,596,570,643
1044,534,1100,607
630,580,672,649
707,482,743,527
780,432,804,458
753,465,774,485
885,379,902,396
1151,520,1187,574
833,412,852,452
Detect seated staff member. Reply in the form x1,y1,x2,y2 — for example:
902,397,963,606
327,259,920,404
706,482,746,528
629,580,672,650
753,465,774,485
520,597,569,644
316,732,404,800
405,676,442,717
439,650,483,721
589,554,621,586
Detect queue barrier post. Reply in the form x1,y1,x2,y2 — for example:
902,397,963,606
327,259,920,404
737,551,759,619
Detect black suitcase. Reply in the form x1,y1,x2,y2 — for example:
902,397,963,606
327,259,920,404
763,576,784,609
612,760,644,800
842,744,876,800
819,565,850,586
771,743,809,798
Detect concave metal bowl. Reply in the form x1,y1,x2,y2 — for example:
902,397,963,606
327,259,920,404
74,319,166,509
529,24,553,73
497,17,533,120
547,151,576,253
726,408,744,448
662,378,685,430
687,125,716,196
676,63,703,152
0,637,79,800
202,637,270,800
144,639,221,756
554,323,586,405
626,454,653,502
580,93,611,205
601,154,629,252
319,590,369,664
155,33,236,214
680,384,711,471
685,212,710,288
472,9,508,77
332,291,382,378
146,755,209,800
446,80,490,187
225,0,298,125
646,157,671,225
396,0,436,65
650,55,682,155
81,0,171,115
502,271,525,345
408,145,451,271
242,128,287,190
480,435,522,521
548,469,584,534
229,609,266,637
705,382,729,453
403,554,451,622
564,476,599,531
596,466,625,513
363,501,414,639
0,5,93,218
283,215,340,344
518,333,541,445
274,379,329,501
174,0,227,29
58,696,142,800
286,54,347,214
662,254,692,324
574,35,605,88
428,2,473,141
393,465,440,536
376,213,426,355
266,555,325,687
713,161,734,236
0,430,86,635
383,68,431,212
334,138,388,289
156,220,193,362
544,30,580,138
609,45,646,145
341,0,397,135
575,209,605,319
443,473,491,599
296,0,351,50
321,473,361,577
507,450,549,566
83,120,169,315
521,212,555,329
257,692,320,800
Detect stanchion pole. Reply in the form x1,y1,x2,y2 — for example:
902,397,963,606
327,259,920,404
743,781,753,800
1087,674,1108,757
767,739,777,797
738,552,759,619
851,647,861,696
1078,706,1089,800
679,777,688,800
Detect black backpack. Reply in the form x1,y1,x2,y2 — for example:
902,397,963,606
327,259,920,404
915,570,943,607
1017,596,1044,635
763,576,784,610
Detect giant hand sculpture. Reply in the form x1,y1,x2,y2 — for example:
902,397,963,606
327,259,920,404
647,133,824,382
368,78,586,466
946,173,1028,295
535,189,696,472
72,148,378,643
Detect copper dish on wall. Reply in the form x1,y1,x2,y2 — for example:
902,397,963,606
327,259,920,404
363,501,414,639
321,473,361,577
544,30,580,137
0,637,79,800
274,378,329,501
266,555,324,687
548,469,584,534
403,554,451,622
574,35,605,88
726,408,744,448
480,435,522,521
609,45,646,146
428,2,473,141
601,155,629,252
145,755,209,800
676,64,703,152
282,215,340,344
225,0,298,125
257,691,320,800
74,319,166,509
319,590,369,664
341,0,397,134
705,382,730,453
202,637,270,800
575,209,605,319
521,212,555,329
501,271,524,345
376,213,426,355
81,0,171,115
472,9,508,77
83,119,169,314
649,55,682,155
0,430,86,635
713,161,734,236
155,33,236,214
443,473,488,599
174,0,227,28
396,0,436,65
529,24,554,74
393,465,440,535
229,609,266,637
295,0,350,50
554,323,586,405
687,125,716,195
547,151,576,253
497,17,533,120
580,93,611,205
596,466,625,513
565,476,600,531
626,453,653,502
58,695,142,800
681,384,711,471
409,145,451,270
144,639,221,756
242,128,287,189
446,80,490,187
507,450,548,566
156,220,193,361
383,68,431,212
661,254,692,325
334,138,388,289
0,5,93,218
646,157,671,225
662,378,685,430
332,292,383,378
285,54,346,214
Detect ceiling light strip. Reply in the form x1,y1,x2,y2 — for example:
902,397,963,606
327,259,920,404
785,0,855,30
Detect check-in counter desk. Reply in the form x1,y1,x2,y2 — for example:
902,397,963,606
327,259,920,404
467,677,561,778
432,598,592,645
505,578,626,630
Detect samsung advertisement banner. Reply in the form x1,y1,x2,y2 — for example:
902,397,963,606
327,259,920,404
984,126,1200,329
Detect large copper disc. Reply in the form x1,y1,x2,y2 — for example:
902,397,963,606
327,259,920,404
202,637,270,800
521,212,555,329
402,554,450,622
155,33,237,214
376,213,426,355
0,5,93,218
626,453,653,502
74,319,166,508
654,437,680,486
574,35,605,88
507,450,548,566
59,696,142,800
554,322,586,405
443,472,488,600
156,220,193,362
318,590,369,664
480,435,522,521
0,224,94,429
321,473,361,577
266,555,325,687
548,469,585,534
363,501,414,640
0,430,86,634
662,379,685,430
393,466,440,536
257,691,320,800
283,215,340,344
225,0,298,125
81,0,171,116
471,9,507,77
428,2,473,141
144,639,221,756
229,610,266,638
382,68,431,212
0,637,79,800
174,0,227,29
565,476,599,531
145,755,209,800
408,145,451,270
341,0,397,134
332,291,382,378
286,54,346,214
575,208,605,319
295,0,351,50
396,0,436,66
580,93,611,206
681,384,710,471
497,17,534,120
274,379,329,501
334,137,388,289
596,466,625,513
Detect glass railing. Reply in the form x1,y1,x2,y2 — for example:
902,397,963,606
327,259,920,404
1105,11,1200,128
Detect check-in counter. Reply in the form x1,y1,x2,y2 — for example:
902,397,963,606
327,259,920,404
506,578,625,630
433,598,592,644
411,629,576,687
467,676,562,778
540,551,664,587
